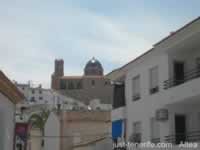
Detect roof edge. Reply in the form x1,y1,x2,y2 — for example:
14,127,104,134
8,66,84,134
0,70,24,104
107,16,200,78
154,16,200,46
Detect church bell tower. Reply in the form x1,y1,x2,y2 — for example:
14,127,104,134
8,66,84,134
51,59,64,89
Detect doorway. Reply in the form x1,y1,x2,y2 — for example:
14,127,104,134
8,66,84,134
174,61,185,85
175,115,186,144
16,144,22,150
196,58,200,76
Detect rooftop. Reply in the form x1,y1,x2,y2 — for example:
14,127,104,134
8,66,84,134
0,70,24,104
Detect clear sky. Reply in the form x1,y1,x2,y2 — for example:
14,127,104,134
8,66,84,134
0,0,199,88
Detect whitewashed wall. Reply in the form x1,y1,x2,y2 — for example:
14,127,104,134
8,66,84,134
125,52,169,141
44,113,60,150
125,19,200,144
0,93,15,150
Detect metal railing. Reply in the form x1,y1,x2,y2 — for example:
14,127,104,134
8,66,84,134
113,147,126,150
165,133,186,144
165,131,200,144
164,67,200,89
187,131,200,142
151,138,160,143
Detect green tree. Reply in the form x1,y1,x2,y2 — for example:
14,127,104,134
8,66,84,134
28,110,50,147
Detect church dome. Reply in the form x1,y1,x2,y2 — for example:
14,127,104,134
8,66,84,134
84,57,104,76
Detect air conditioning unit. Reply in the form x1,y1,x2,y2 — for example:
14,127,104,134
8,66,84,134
156,109,168,121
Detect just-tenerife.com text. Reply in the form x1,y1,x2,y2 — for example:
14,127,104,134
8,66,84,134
113,141,198,149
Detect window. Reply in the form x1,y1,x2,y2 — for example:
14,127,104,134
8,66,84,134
132,75,140,101
174,61,184,85
133,122,141,134
132,122,142,143
150,118,160,143
198,112,200,130
32,89,35,94
196,58,200,75
77,81,82,89
68,81,74,89
31,97,35,102
91,80,95,86
149,66,159,94
113,83,125,108
60,80,66,89
39,97,43,100
196,58,200,67
39,90,42,94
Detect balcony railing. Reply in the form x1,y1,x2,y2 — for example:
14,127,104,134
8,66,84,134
165,133,186,144
151,138,160,143
187,131,200,142
165,131,200,144
164,66,200,89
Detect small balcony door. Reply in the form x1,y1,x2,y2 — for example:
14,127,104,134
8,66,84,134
16,144,23,150
175,115,186,144
174,61,184,85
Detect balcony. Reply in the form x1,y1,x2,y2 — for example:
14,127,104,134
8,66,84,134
164,66,200,89
151,138,160,144
165,131,200,144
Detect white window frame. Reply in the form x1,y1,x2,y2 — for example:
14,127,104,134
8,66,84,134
132,121,142,143
150,117,160,143
133,121,141,134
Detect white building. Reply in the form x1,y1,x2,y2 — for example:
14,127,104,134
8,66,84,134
0,71,24,150
15,90,89,124
15,82,58,105
15,82,86,112
109,17,200,149
106,73,126,145
15,82,89,150
15,82,109,111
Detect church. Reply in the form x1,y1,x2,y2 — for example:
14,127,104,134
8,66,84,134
51,57,113,106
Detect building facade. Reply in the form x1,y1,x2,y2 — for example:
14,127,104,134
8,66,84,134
15,82,55,105
15,81,89,110
15,82,89,150
51,57,113,109
110,17,200,150
0,71,24,150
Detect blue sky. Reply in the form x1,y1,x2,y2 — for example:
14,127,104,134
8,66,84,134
0,0,199,88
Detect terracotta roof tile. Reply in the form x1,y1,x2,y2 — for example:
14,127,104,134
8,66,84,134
0,70,24,104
